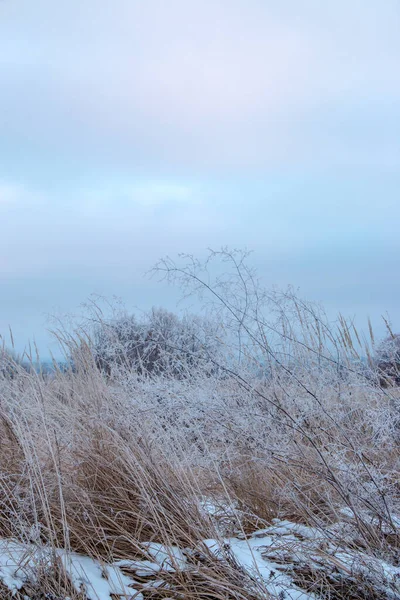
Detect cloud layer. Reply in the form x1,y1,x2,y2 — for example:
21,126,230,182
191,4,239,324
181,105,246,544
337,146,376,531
0,0,399,355
1,0,399,176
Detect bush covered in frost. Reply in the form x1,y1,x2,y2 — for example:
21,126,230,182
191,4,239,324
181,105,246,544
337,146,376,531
374,333,400,387
91,307,224,378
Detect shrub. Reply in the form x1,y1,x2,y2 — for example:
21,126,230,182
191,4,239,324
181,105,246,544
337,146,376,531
374,333,400,387
91,307,223,378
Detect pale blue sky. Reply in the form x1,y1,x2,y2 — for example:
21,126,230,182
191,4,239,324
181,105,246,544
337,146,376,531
0,0,399,356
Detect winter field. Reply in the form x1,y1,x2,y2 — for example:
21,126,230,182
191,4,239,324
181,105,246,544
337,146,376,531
0,251,399,600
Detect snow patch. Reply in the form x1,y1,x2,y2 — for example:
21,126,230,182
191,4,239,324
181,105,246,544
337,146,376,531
0,539,143,600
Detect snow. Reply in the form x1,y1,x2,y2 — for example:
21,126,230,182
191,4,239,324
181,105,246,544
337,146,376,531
0,540,48,593
204,536,317,600
0,532,313,599
0,539,143,600
1,519,400,599
203,517,400,600
58,552,143,600
114,558,162,577
141,541,187,571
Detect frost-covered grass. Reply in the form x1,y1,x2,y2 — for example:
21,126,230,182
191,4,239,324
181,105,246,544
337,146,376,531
0,250,399,598
0,348,398,598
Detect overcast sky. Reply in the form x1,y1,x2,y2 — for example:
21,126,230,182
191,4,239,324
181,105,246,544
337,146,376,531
0,0,399,357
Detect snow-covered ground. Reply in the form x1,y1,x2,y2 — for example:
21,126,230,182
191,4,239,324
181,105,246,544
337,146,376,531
1,518,399,599
0,539,143,599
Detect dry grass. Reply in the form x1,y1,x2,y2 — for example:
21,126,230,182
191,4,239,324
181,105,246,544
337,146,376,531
0,350,398,599
0,365,275,598
0,252,399,598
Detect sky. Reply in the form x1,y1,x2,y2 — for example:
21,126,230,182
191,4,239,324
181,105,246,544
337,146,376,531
0,0,399,358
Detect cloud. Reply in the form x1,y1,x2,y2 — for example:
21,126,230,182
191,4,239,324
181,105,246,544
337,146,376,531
0,0,399,175
86,181,194,208
0,1,399,355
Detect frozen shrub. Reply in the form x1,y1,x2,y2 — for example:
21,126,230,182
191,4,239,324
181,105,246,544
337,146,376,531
374,334,400,387
92,307,223,378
